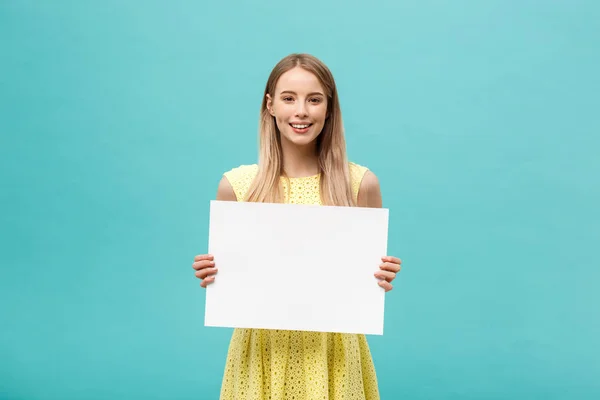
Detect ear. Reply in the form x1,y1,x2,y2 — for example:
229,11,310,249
266,94,275,115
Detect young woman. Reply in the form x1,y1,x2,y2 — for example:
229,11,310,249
192,53,402,400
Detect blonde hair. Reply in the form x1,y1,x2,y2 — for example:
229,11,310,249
245,53,355,206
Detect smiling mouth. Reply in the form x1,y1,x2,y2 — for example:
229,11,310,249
290,123,312,129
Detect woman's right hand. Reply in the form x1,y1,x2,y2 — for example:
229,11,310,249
192,254,217,288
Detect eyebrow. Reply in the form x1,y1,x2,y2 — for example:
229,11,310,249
279,90,325,97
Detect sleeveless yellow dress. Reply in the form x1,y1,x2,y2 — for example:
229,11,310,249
218,162,380,400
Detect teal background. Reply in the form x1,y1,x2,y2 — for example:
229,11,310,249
1,0,599,399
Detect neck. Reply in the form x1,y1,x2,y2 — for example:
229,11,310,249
280,139,319,178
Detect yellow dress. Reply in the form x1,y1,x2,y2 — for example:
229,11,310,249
219,162,380,400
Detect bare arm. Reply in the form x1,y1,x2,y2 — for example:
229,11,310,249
192,176,236,288
216,176,237,201
356,170,382,208
357,170,402,292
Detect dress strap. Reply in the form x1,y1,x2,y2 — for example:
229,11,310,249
349,162,369,203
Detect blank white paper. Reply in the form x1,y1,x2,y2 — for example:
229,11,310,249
204,200,389,335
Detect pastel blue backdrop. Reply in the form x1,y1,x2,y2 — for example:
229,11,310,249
1,1,598,399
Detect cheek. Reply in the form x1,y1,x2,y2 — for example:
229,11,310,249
275,116,289,130
315,107,328,123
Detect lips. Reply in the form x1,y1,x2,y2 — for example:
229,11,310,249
290,123,312,134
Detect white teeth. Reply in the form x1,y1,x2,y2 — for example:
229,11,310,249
291,124,310,129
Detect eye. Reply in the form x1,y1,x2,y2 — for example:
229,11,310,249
282,96,294,102
309,97,323,104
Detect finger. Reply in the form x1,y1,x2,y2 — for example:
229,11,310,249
195,268,218,280
378,280,393,292
200,276,215,288
192,260,215,270
382,256,401,265
380,262,401,273
194,254,214,262
374,270,396,282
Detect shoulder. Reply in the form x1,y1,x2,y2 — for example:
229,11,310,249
216,175,236,201
350,162,382,208
221,164,259,201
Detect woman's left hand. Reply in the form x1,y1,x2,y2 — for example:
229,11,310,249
375,256,402,292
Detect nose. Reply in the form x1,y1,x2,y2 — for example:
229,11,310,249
295,101,308,117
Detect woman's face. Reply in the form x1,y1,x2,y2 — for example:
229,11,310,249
267,67,328,148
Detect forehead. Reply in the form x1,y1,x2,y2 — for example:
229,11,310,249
275,67,325,94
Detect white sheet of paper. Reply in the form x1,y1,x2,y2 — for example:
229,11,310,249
205,200,389,335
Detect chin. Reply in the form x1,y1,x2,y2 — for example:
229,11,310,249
284,133,318,147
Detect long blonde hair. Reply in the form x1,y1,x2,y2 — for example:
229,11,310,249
245,53,355,206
